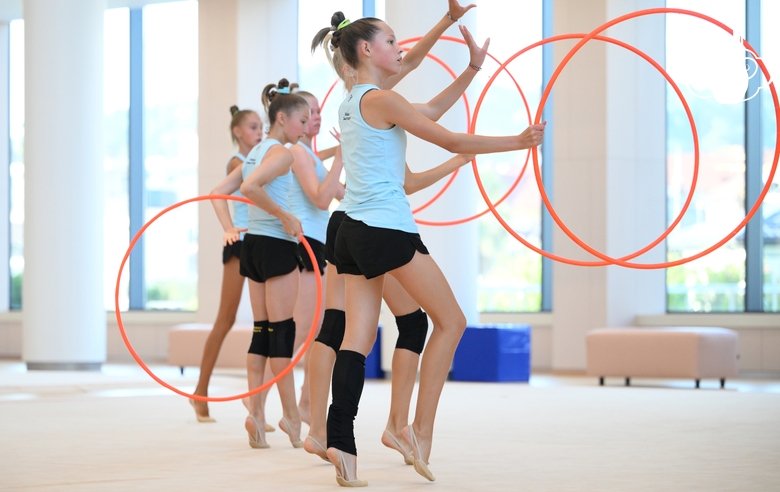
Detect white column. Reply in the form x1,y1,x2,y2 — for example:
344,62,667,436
237,0,298,113
551,0,666,371
197,0,239,324
23,0,106,370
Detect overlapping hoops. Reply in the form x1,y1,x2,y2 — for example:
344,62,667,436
317,9,775,263
472,8,778,268
114,195,322,402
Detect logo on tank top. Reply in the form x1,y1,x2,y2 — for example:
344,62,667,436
342,112,351,121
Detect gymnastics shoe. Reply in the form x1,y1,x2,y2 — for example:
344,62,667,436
381,429,414,465
327,447,368,487
404,426,435,482
278,417,304,448
245,415,270,449
189,399,216,423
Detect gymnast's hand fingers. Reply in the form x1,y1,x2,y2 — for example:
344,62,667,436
459,25,489,69
518,124,545,149
449,0,476,20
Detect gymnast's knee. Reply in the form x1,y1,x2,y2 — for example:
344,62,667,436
268,318,296,358
248,320,270,357
395,308,429,355
315,309,346,353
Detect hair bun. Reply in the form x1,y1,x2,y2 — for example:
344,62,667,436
277,78,290,90
229,105,239,116
330,11,345,29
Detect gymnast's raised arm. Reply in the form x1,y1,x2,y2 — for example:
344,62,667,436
384,0,476,90
363,89,545,155
411,25,488,121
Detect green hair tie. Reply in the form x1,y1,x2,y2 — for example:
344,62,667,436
337,19,351,30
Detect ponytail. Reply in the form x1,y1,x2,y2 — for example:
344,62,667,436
311,11,381,71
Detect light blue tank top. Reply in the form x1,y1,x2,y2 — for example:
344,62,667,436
335,191,349,213
231,152,249,240
339,84,417,233
289,143,329,243
242,138,297,242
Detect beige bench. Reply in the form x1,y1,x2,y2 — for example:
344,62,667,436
586,327,739,388
168,323,252,374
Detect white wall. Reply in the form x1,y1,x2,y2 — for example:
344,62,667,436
237,0,298,114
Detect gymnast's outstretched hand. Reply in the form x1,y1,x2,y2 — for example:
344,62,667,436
448,0,476,21
517,121,546,149
459,24,489,70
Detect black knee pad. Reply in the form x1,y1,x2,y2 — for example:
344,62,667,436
395,308,428,355
268,318,296,358
315,309,346,353
248,320,270,357
327,350,366,455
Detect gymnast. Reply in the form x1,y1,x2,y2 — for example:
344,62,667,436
311,10,545,486
304,0,481,468
210,79,310,449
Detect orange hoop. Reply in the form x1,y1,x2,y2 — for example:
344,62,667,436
114,194,322,402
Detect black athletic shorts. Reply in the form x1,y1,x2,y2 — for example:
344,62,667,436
334,215,429,279
239,233,301,283
325,211,346,268
298,236,327,275
222,239,243,265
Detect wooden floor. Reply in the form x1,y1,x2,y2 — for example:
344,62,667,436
1,361,779,491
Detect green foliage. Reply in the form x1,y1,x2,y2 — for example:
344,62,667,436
146,279,197,311
10,273,22,310
666,251,745,312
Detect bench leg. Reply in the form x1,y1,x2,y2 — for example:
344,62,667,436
180,367,184,376
695,379,700,389
720,378,725,389
599,377,604,386
625,377,630,387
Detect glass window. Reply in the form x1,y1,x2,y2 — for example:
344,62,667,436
9,20,24,310
666,0,747,312
104,8,130,311
142,1,199,310
761,0,780,312
475,0,544,312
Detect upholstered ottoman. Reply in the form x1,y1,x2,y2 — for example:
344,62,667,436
168,323,252,373
451,324,531,382
586,327,739,388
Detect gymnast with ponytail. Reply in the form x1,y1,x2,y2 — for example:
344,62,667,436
310,8,545,486
190,106,275,427
210,79,311,449
303,0,482,471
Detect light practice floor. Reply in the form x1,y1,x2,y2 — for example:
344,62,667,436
1,360,779,491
